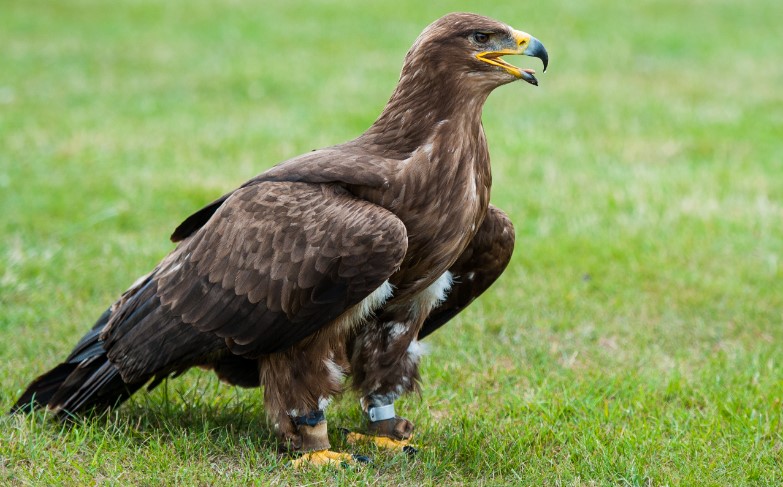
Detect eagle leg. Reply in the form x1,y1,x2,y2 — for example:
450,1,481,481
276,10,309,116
343,401,417,453
287,411,372,468
344,207,516,450
291,411,332,451
259,333,346,452
349,316,428,448
348,274,458,447
366,415,414,441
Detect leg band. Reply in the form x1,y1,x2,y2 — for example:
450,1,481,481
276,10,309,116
368,403,396,422
293,409,325,427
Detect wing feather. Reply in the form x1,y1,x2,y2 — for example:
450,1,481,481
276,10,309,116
156,181,407,357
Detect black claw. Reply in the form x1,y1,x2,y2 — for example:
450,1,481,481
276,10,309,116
351,454,373,464
338,427,351,438
402,445,418,456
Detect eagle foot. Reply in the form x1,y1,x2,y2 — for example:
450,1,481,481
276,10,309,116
291,450,371,469
341,416,417,455
343,430,418,456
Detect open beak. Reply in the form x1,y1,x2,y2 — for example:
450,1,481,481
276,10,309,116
476,30,549,86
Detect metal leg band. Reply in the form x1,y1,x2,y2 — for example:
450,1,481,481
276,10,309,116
367,403,395,422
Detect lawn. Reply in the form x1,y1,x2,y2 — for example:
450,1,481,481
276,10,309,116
1,0,781,485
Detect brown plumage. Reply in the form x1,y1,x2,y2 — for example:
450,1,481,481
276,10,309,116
12,12,547,454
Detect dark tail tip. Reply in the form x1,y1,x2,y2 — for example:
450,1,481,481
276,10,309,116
10,362,79,414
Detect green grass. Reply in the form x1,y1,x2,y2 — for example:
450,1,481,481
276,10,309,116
1,0,781,484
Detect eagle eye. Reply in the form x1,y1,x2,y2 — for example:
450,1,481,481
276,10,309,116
472,32,490,44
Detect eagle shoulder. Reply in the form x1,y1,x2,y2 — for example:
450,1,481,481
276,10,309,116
171,148,395,242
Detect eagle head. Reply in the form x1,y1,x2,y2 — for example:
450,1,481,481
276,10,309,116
406,12,549,88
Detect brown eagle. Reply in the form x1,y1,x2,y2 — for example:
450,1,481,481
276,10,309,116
12,12,547,465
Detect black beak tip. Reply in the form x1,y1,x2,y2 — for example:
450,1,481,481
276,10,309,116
525,37,549,73
537,46,549,73
521,72,539,86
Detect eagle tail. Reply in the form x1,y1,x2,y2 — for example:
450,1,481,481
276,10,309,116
10,309,147,416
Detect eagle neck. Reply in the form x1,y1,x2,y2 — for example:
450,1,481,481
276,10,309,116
357,67,491,159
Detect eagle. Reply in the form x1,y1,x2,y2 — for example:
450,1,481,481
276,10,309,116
12,12,547,465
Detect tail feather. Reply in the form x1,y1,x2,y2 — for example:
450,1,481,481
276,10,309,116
66,308,111,362
51,359,146,414
10,308,148,417
11,272,221,417
10,363,80,414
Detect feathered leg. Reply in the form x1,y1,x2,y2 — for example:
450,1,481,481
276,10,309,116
348,271,454,451
260,331,368,466
348,206,515,452
347,315,423,452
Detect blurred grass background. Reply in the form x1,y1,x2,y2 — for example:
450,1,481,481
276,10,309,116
1,0,781,484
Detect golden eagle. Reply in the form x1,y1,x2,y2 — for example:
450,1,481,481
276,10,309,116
12,12,547,465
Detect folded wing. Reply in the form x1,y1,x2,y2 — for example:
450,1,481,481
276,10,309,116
103,181,407,380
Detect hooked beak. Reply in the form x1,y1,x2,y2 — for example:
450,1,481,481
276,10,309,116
476,30,549,86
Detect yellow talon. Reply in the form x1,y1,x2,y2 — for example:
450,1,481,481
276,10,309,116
345,431,416,453
291,449,368,469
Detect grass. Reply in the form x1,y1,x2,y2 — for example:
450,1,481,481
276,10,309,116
1,0,781,484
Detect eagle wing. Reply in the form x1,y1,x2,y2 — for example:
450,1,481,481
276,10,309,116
106,181,407,374
418,205,514,339
170,149,394,243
